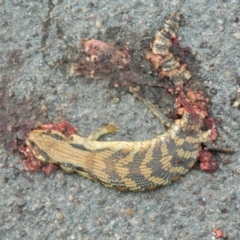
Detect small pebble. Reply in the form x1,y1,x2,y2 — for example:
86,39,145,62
233,32,240,39
68,195,75,202
89,13,95,19
96,20,103,28
56,211,64,220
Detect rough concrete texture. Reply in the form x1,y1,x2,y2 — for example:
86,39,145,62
0,0,240,239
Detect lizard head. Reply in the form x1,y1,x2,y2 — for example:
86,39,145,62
26,130,50,162
26,130,66,163
25,122,73,162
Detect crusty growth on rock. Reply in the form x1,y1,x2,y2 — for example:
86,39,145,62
146,13,191,86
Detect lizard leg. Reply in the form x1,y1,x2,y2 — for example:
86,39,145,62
88,123,119,141
133,92,172,128
204,142,235,154
60,165,76,173
67,124,119,143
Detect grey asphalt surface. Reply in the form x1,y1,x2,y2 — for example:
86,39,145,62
1,0,240,239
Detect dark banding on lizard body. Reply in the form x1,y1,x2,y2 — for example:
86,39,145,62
69,143,91,151
27,139,51,162
147,12,192,86
38,149,51,162
49,132,66,141
24,13,234,192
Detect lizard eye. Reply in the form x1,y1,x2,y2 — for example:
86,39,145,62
28,140,41,157
28,140,36,147
32,145,40,157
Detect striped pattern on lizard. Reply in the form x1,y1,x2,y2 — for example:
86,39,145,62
23,13,234,191
26,108,212,191
25,89,233,191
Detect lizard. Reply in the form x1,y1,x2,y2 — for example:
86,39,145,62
25,93,233,192
24,13,234,191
